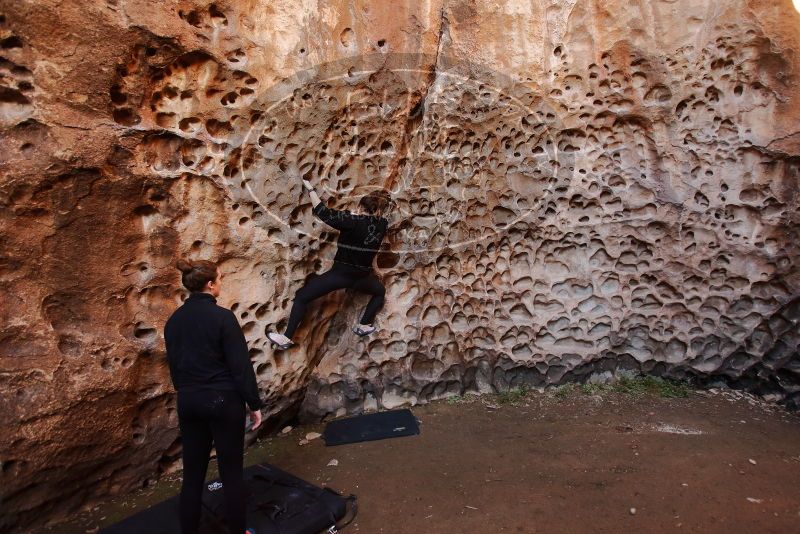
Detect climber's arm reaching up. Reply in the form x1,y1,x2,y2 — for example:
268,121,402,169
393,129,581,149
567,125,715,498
302,179,322,208
303,179,357,231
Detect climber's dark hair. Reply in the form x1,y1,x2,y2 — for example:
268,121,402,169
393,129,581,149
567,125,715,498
176,258,218,292
359,190,391,216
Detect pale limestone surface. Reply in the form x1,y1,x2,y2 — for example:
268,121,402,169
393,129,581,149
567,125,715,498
1,0,799,529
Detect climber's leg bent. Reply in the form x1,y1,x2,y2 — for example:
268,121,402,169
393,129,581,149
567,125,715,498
280,267,355,340
352,274,385,334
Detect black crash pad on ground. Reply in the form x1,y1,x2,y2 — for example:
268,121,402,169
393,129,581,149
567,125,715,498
100,494,215,534
100,463,356,534
322,408,420,446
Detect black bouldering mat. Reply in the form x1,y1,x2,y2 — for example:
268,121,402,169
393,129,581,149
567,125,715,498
322,409,420,446
100,463,356,534
204,463,356,534
99,494,219,534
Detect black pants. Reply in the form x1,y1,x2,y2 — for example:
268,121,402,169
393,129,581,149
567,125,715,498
177,389,246,534
284,262,385,339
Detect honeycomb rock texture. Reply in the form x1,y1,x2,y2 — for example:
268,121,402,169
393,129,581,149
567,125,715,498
2,0,800,529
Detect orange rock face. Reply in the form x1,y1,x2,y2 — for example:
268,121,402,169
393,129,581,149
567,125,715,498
1,0,800,530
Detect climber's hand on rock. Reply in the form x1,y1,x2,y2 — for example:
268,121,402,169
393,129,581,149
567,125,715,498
302,179,313,191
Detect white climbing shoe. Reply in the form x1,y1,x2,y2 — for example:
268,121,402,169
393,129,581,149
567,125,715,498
352,323,376,336
267,332,295,350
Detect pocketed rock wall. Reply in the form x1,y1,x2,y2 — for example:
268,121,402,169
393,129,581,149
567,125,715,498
1,0,799,530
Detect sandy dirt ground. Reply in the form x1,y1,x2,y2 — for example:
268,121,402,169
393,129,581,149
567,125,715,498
45,388,800,534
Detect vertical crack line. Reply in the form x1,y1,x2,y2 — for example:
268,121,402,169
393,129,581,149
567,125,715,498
385,1,450,194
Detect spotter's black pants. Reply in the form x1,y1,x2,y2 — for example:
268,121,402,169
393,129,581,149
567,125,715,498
177,389,246,534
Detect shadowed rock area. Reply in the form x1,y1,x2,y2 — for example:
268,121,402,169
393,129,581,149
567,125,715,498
1,0,799,530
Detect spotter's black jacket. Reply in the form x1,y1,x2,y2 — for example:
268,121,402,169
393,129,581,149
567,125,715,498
164,292,263,411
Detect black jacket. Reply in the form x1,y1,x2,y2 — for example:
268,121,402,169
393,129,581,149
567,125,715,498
164,292,263,411
312,202,388,270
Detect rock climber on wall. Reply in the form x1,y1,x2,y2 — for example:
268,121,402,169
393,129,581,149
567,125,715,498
266,178,392,350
